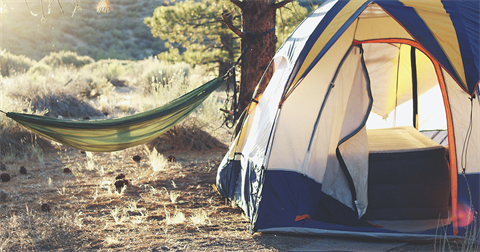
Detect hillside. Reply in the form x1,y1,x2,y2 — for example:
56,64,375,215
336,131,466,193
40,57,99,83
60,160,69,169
0,0,166,61
0,0,321,62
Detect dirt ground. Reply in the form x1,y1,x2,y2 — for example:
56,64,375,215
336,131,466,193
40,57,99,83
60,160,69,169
0,137,464,251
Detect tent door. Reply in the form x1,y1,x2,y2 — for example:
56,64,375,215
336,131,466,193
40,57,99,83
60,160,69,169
307,45,373,222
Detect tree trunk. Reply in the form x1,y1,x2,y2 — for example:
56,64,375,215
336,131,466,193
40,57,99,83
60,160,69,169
238,0,276,116
219,10,235,77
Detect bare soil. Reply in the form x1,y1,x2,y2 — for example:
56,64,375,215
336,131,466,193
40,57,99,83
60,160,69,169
0,137,322,251
0,135,459,251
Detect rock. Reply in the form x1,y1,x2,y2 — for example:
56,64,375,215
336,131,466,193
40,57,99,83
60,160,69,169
0,161,6,171
19,166,27,175
1,173,10,182
0,189,7,203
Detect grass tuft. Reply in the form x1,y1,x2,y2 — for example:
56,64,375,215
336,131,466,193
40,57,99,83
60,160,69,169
189,210,210,226
144,147,168,172
169,191,180,204
165,206,185,225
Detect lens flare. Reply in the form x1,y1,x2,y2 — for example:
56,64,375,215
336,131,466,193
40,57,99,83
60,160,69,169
455,203,475,227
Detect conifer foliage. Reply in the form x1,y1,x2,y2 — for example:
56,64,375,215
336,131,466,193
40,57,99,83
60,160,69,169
145,0,315,120
144,0,240,76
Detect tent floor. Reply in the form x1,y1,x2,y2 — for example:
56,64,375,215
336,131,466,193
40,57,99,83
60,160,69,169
367,218,451,233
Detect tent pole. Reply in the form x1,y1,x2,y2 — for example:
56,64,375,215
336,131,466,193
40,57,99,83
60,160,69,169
411,46,419,129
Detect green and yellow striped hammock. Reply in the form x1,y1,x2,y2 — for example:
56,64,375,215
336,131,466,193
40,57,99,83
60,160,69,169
4,77,225,152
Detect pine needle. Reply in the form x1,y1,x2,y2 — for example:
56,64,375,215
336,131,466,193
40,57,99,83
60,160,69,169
95,0,113,13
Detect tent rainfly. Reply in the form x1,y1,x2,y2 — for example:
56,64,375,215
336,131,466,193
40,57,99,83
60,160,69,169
216,0,480,241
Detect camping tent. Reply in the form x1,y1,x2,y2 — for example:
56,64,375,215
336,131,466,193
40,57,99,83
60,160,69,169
216,0,480,240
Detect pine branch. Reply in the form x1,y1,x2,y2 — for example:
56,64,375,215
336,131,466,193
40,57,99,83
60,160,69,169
47,0,53,14
222,12,247,40
271,0,295,10
72,0,82,17
95,0,113,13
1,0,11,11
40,0,53,28
25,0,38,16
57,0,64,15
230,0,243,9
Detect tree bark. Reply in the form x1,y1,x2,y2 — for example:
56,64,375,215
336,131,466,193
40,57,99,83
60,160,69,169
238,0,276,116
219,10,235,76
224,0,294,134
219,33,234,76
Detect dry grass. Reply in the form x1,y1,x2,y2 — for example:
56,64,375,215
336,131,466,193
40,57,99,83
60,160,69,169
0,143,314,251
0,52,319,251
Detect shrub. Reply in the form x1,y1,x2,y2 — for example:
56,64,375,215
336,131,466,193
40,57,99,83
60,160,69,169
39,51,94,68
137,57,191,94
29,93,103,118
81,59,134,82
0,49,36,77
27,63,52,75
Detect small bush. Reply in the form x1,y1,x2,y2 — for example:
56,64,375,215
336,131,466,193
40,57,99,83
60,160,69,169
39,51,94,68
27,63,52,75
0,49,36,77
147,124,227,152
81,59,135,87
137,58,191,94
30,93,103,118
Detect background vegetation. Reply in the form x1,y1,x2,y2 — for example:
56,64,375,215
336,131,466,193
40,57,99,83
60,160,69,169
0,0,166,61
0,0,320,158
0,0,318,63
0,50,225,159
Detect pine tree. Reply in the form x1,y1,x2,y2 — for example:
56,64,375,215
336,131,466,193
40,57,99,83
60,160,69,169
145,0,314,122
144,0,240,76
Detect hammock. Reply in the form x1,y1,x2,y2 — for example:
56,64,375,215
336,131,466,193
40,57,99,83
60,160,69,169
5,77,225,152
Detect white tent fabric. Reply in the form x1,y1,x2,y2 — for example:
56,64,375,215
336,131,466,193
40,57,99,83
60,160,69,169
319,46,371,217
277,0,338,64
444,69,480,173
241,58,289,169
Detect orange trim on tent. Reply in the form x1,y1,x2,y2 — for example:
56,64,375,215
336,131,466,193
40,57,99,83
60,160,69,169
435,60,459,236
353,38,459,236
295,214,311,222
